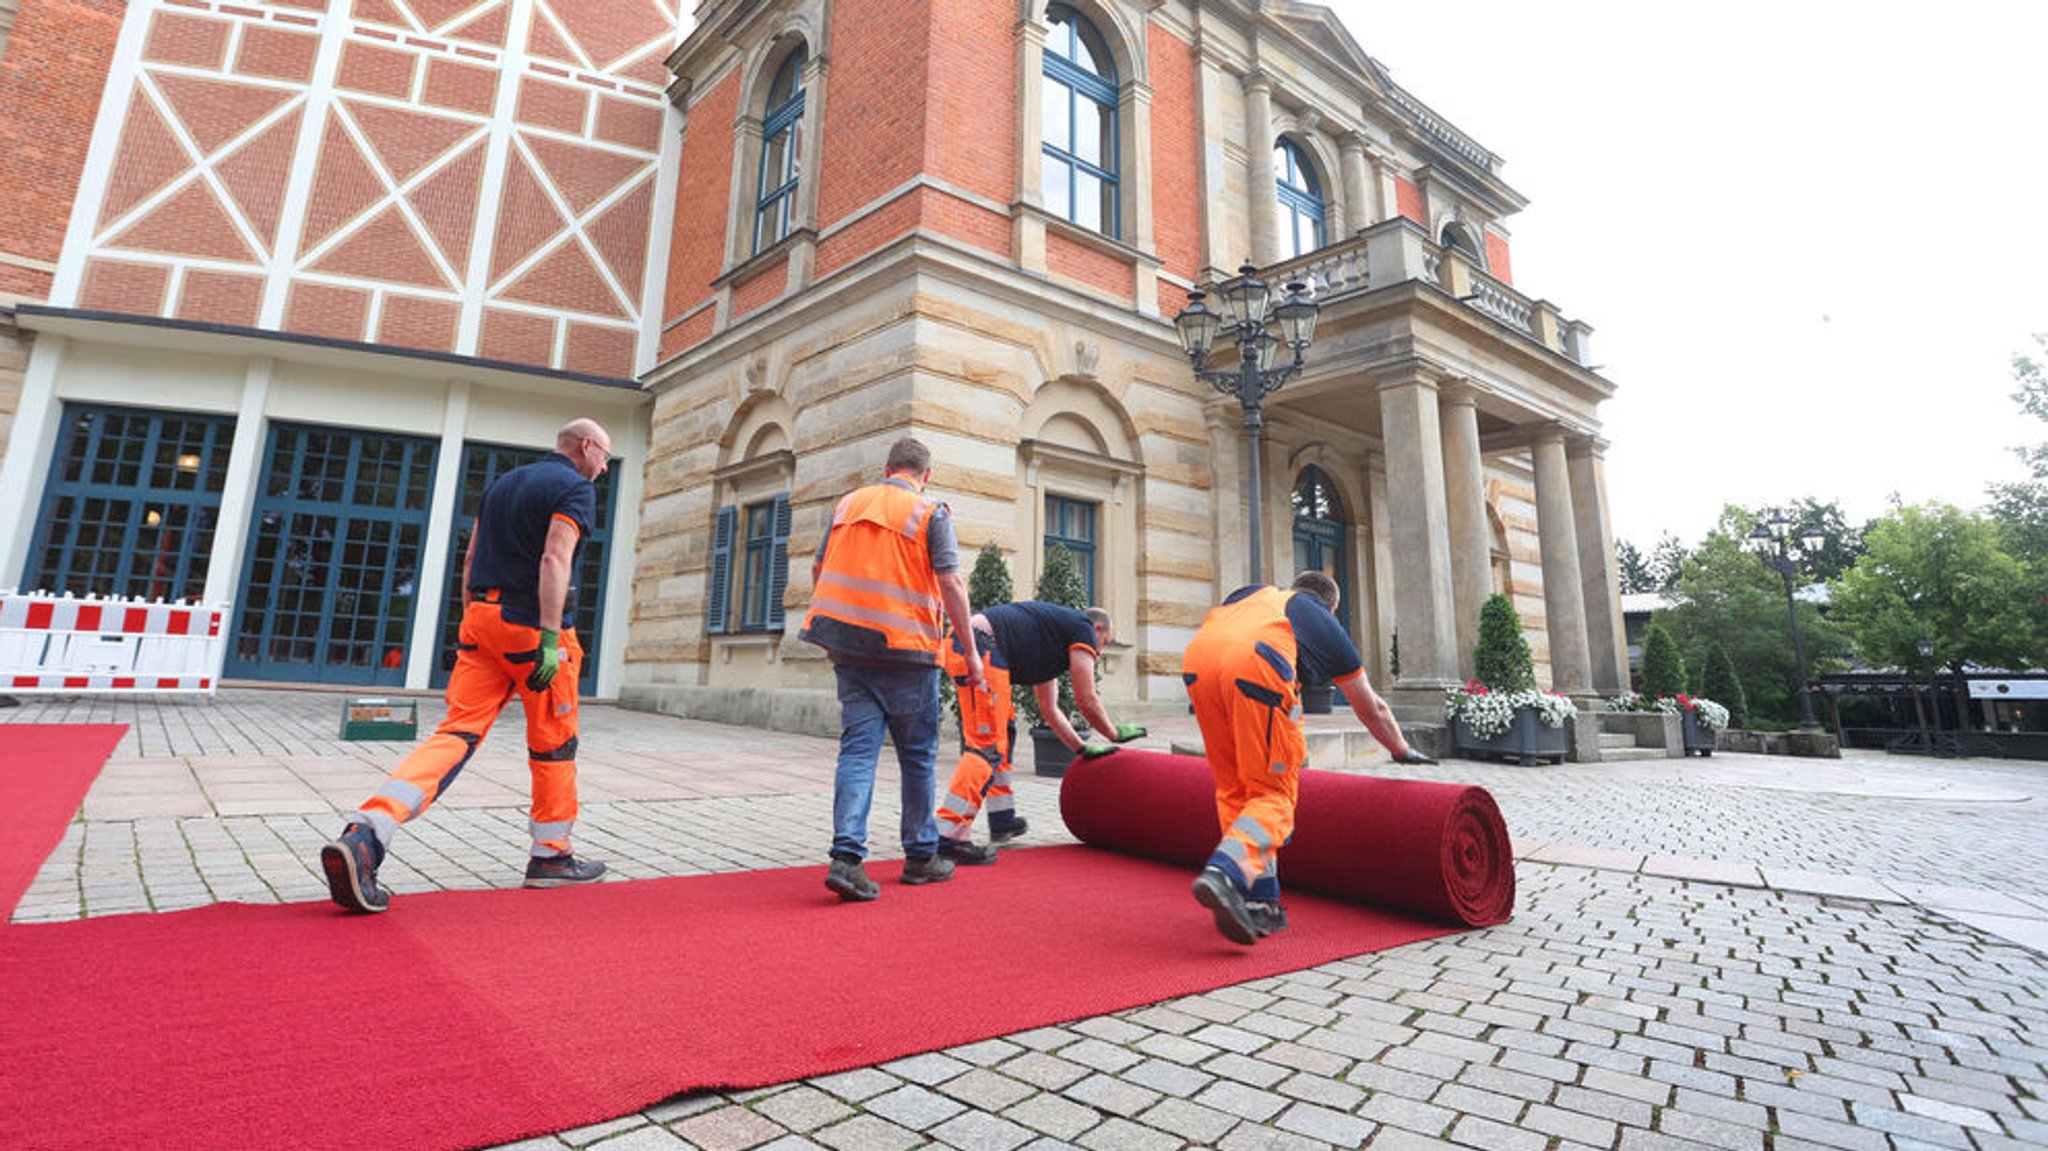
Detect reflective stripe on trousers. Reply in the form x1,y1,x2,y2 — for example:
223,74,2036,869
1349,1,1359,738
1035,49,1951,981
356,601,583,858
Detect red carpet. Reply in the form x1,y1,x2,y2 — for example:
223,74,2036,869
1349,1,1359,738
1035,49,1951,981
0,727,1496,1151
0,849,1461,1150
0,724,125,915
1060,749,1516,926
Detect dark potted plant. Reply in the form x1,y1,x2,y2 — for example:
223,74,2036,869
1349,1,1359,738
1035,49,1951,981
1023,543,1089,777
1443,593,1572,764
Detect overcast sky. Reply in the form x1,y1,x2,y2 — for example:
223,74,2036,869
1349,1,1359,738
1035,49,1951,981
1320,1,2048,549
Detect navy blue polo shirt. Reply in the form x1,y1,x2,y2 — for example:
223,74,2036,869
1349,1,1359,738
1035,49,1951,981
466,452,595,629
985,601,1098,686
1220,585,1364,684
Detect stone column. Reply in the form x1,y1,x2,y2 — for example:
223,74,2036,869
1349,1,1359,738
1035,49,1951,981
1376,371,1459,698
1569,436,1628,694
1245,72,1277,267
1439,384,1490,680
1205,402,1244,595
1013,16,1049,274
1339,133,1371,235
1531,426,1593,695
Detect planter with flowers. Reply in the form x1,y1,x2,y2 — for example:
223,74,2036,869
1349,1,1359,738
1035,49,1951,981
1444,681,1575,764
1443,593,1576,765
1608,691,1729,756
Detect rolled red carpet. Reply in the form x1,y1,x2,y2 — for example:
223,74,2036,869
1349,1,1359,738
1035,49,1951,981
1059,748,1515,926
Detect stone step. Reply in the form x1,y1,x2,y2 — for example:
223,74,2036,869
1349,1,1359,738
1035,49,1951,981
1598,746,1670,763
1170,726,1394,770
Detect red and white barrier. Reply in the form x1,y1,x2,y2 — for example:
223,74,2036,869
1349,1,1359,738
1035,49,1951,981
0,591,228,695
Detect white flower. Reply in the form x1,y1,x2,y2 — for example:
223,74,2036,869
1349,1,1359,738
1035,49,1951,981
1444,683,1576,739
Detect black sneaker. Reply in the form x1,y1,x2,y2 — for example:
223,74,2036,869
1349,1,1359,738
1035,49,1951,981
989,817,1029,844
1192,867,1258,945
937,839,998,865
319,823,388,914
900,855,956,885
1246,900,1289,937
523,854,607,888
825,857,879,902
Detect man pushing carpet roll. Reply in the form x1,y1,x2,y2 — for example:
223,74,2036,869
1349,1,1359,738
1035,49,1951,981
1180,570,1435,944
934,600,1147,864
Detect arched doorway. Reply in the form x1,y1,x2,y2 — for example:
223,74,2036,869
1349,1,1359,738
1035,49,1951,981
1292,466,1349,709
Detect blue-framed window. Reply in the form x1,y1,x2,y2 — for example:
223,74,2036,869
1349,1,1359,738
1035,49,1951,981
707,493,790,634
755,47,806,254
25,404,234,601
1041,6,1117,237
432,442,616,695
226,423,437,686
1044,494,1097,603
1276,138,1325,258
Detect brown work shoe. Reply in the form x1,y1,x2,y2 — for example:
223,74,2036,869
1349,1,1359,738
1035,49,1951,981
825,857,880,902
900,855,956,885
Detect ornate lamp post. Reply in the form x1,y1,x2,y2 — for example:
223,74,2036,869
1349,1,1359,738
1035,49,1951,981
1916,637,1938,753
1745,508,1825,730
1172,263,1320,585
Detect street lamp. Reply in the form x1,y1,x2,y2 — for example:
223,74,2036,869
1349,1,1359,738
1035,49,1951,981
1173,262,1320,585
1745,508,1825,730
1916,637,1937,753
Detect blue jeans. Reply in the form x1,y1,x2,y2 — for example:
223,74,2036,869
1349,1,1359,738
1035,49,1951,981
830,663,942,861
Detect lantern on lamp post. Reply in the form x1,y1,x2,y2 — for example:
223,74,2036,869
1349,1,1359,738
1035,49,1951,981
1172,263,1320,586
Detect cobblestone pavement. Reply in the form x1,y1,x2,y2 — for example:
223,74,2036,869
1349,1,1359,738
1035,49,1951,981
6,689,2046,1151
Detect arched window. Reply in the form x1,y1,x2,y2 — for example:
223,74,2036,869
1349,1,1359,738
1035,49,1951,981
1041,6,1118,237
754,47,805,254
1291,466,1349,625
1275,139,1325,258
1439,220,1482,260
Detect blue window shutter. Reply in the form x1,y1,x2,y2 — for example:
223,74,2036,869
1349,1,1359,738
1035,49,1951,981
707,505,735,635
766,492,792,630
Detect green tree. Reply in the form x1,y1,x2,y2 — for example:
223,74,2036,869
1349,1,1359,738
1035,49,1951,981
1989,333,2048,578
967,541,1013,610
1471,593,1535,692
1648,532,1691,593
1829,502,2043,683
1639,623,1686,698
1658,506,1851,727
1615,538,1656,595
1701,640,1750,728
1019,544,1089,728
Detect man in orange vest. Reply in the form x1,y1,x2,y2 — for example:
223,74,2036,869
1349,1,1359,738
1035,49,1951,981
934,601,1146,863
801,437,985,902
319,418,613,913
1181,570,1435,944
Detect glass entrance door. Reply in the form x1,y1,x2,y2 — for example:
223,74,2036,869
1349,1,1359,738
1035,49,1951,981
226,423,436,685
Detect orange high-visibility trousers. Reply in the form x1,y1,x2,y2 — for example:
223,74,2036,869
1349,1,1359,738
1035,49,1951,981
1181,618,1306,897
355,600,584,858
937,627,1020,839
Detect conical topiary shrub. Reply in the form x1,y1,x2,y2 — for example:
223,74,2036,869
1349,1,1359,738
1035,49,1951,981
1701,640,1749,729
1640,622,1686,700
1472,593,1535,692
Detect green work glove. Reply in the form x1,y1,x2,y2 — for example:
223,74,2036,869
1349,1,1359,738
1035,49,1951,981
1078,742,1117,759
525,628,561,692
1112,722,1147,743
1394,748,1437,766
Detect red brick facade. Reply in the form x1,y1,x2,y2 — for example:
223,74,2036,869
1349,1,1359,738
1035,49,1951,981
26,0,673,379
0,0,124,302
1485,231,1513,285
1395,174,1426,228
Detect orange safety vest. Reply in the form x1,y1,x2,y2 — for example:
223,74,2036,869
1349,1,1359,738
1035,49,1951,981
800,479,946,665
